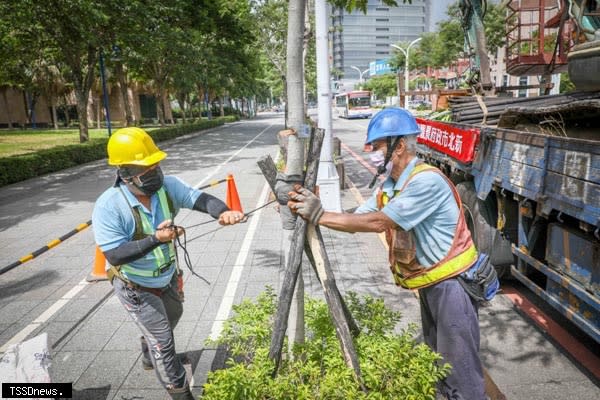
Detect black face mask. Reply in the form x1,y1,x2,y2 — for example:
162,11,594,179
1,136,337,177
134,166,164,195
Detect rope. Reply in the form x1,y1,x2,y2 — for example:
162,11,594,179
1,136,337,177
475,94,489,125
169,199,278,283
183,199,277,230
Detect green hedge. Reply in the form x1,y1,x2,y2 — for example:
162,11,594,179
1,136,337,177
0,116,238,187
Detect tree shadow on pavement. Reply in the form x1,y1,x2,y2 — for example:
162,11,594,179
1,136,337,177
71,385,111,400
0,270,60,301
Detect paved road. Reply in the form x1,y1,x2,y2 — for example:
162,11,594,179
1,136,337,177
0,112,598,399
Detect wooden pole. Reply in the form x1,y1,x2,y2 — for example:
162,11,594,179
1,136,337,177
257,129,364,388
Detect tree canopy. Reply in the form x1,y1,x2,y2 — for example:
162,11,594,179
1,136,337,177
0,0,265,139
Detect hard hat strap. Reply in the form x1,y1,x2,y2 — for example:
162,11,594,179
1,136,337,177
368,136,402,189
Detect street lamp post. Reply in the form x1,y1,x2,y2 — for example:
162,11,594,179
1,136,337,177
390,38,422,108
350,65,369,86
98,49,112,136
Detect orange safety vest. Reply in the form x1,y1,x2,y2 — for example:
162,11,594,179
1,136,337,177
377,162,477,289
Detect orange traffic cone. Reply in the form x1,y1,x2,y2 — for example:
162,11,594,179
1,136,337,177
226,174,243,213
87,245,108,282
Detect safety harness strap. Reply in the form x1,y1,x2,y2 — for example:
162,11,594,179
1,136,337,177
115,187,176,279
379,163,477,289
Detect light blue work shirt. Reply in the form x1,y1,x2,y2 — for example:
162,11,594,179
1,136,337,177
92,175,202,288
355,157,459,267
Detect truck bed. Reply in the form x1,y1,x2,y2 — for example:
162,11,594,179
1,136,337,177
417,117,600,343
473,127,600,227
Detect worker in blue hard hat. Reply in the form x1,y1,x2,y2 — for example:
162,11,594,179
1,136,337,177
287,107,493,400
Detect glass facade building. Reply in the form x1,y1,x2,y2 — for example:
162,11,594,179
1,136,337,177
331,0,430,85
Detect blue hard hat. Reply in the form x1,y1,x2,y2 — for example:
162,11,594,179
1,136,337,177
366,107,420,144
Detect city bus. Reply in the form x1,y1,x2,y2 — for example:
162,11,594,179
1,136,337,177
334,90,373,119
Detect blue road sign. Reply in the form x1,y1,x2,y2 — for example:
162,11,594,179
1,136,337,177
369,60,393,76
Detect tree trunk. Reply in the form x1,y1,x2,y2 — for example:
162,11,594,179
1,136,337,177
176,93,187,124
74,88,90,142
63,96,71,128
286,0,305,176
115,61,134,126
71,46,97,142
1,87,14,129
302,0,311,114
26,91,40,126
162,91,173,124
48,94,59,130
219,96,224,117
283,0,307,351
155,88,165,126
282,75,288,128
96,98,101,129
51,103,58,130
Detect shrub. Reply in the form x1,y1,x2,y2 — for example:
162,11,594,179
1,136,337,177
0,117,238,187
202,288,449,400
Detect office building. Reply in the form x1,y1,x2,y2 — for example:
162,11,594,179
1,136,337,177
331,0,430,91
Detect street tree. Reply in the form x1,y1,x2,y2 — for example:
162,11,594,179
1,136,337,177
275,0,410,365
362,74,398,99
252,0,289,106
3,0,119,141
0,2,68,129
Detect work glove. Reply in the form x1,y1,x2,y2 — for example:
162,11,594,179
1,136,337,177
288,185,324,225
274,173,304,205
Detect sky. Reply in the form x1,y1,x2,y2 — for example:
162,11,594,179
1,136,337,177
429,0,455,31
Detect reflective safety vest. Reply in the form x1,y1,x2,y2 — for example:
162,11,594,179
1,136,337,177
377,163,477,289
116,187,176,279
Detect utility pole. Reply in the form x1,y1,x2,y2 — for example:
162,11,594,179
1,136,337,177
315,0,341,212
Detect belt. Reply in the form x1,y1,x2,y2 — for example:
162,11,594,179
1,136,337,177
125,280,168,297
109,265,169,297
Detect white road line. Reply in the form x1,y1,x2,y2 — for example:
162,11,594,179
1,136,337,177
209,181,271,341
0,279,89,353
192,123,275,189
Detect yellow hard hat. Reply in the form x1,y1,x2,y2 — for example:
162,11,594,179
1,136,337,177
107,127,167,166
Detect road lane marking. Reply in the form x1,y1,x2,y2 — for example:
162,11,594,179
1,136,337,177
0,279,89,353
193,123,275,189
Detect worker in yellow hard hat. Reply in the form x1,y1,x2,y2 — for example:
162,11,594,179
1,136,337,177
92,127,243,400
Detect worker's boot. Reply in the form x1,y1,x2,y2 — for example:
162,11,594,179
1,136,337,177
167,385,194,400
140,336,153,370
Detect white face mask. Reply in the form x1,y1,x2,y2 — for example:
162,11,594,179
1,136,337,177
369,150,393,176
369,150,386,168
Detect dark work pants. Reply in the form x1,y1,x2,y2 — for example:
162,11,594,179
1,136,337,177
113,275,186,390
419,278,486,400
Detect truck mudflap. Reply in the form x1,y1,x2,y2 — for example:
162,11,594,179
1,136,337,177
511,245,600,344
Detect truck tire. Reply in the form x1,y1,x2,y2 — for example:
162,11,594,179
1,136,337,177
456,182,513,279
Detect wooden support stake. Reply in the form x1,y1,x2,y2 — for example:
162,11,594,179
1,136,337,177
305,224,364,389
303,241,359,337
257,129,364,389
261,128,323,373
258,155,359,338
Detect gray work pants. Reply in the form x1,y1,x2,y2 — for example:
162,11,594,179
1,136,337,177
419,278,486,400
113,275,186,390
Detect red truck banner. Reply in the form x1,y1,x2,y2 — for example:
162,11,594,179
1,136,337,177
415,118,480,164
